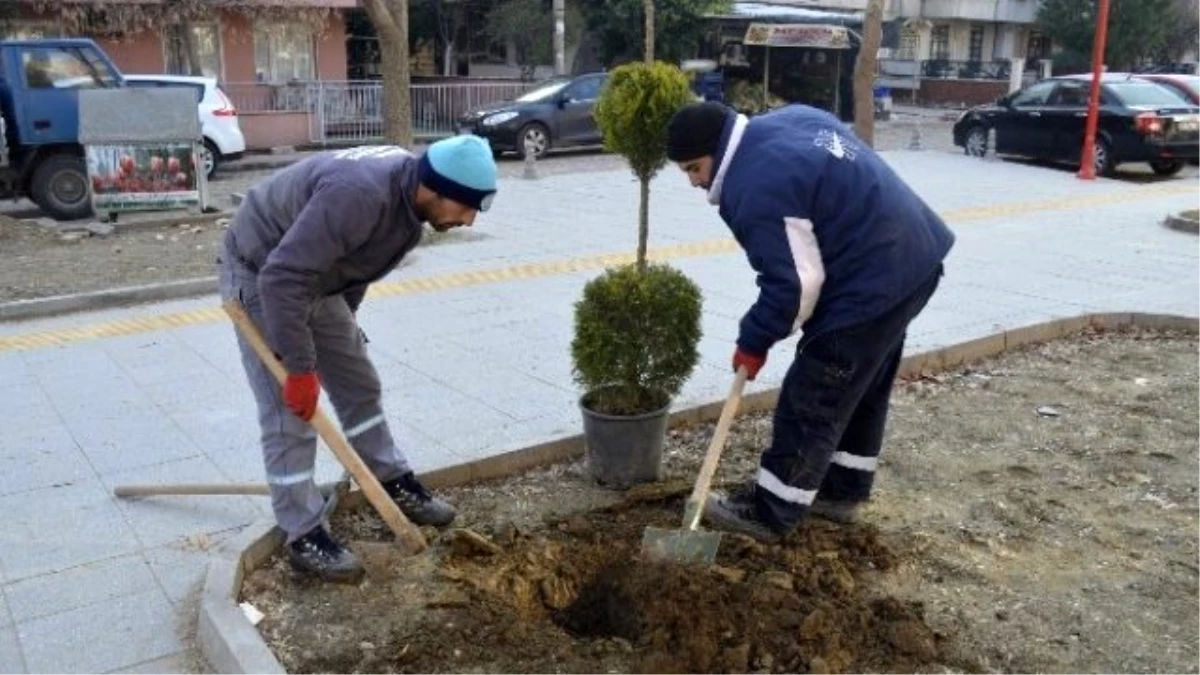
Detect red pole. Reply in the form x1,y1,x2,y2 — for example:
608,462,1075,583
1078,0,1111,180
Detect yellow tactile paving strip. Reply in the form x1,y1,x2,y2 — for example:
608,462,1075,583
0,183,1193,355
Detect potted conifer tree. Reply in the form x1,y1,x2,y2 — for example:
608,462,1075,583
571,61,703,488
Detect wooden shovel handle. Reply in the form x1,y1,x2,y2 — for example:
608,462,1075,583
222,299,427,555
682,367,749,531
114,483,272,497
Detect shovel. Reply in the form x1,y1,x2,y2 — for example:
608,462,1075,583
640,367,749,565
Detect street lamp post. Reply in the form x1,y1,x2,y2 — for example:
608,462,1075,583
1078,0,1111,180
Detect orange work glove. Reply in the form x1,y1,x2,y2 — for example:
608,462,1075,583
282,371,320,421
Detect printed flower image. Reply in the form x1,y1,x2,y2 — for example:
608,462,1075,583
88,144,199,195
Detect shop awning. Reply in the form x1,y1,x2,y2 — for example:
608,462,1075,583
742,23,853,49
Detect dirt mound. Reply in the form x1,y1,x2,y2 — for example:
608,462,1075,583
334,486,959,674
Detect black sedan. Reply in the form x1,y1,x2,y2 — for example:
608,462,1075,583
456,72,608,159
952,74,1200,176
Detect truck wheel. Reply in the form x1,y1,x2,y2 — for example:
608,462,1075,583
202,139,220,180
32,154,92,221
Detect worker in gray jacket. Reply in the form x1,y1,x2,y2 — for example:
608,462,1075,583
217,136,498,583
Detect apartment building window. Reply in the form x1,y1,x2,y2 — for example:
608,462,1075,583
254,22,315,82
1027,31,1052,62
968,25,984,62
2,21,61,40
165,22,221,78
929,25,950,61
898,25,920,60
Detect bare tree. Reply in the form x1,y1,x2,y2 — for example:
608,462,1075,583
643,0,655,63
362,0,414,146
852,0,883,146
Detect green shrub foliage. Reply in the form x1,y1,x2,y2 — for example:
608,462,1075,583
572,262,703,416
594,60,696,183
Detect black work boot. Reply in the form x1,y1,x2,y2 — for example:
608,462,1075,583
809,498,862,524
287,526,365,584
703,488,785,544
382,471,457,527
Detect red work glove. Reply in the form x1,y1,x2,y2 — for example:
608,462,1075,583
282,371,321,421
732,347,767,381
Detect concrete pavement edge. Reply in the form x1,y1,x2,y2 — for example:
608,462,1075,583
0,277,218,323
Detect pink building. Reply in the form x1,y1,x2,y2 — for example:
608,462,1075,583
3,0,356,149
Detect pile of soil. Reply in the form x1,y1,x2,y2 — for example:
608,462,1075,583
249,484,951,674
242,327,1199,674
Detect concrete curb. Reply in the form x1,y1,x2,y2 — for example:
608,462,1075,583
0,277,217,323
199,311,1199,673
1164,212,1200,235
198,521,286,675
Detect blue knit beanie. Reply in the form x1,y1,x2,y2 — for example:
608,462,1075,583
418,135,498,212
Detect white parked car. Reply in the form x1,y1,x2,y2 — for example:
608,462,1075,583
123,74,246,179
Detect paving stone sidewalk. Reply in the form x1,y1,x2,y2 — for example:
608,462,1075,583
0,151,1196,673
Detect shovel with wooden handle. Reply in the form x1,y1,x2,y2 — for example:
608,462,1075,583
640,366,749,565
112,300,426,555
222,300,426,554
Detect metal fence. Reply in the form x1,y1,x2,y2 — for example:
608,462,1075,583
222,80,535,144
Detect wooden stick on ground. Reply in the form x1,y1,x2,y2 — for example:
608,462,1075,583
222,299,427,555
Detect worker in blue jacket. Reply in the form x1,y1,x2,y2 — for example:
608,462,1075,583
666,101,955,542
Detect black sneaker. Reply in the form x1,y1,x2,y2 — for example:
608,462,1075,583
287,526,365,584
382,471,457,527
702,489,785,543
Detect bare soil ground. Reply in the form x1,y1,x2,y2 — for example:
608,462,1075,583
242,326,1199,674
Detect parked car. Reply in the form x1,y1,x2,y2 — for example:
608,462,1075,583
456,72,608,158
952,74,1200,176
123,74,245,179
1134,73,1200,104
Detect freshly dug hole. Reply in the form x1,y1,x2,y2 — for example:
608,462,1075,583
247,485,954,674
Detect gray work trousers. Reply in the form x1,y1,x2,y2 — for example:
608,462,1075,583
217,246,411,543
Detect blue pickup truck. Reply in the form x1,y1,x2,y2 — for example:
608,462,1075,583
0,38,127,220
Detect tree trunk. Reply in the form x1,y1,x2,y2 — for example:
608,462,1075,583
636,176,650,272
363,0,413,146
852,0,884,147
643,0,655,64
177,18,204,76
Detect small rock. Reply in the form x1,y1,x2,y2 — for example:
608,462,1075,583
1134,377,1149,386
1036,406,1062,418
112,245,122,254
58,231,89,242
755,653,775,670
195,244,204,250
169,235,179,243
86,222,114,237
995,609,1009,621
759,571,794,591
218,218,231,228
612,637,633,653
155,233,165,241
712,565,747,584
359,641,375,650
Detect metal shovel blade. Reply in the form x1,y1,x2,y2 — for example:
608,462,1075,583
639,526,723,565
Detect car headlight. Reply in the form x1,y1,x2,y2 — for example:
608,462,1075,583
482,111,519,126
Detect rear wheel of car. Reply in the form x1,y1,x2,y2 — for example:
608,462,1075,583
31,153,91,221
517,123,550,159
202,139,220,180
964,126,988,157
1149,159,1184,176
1093,138,1115,177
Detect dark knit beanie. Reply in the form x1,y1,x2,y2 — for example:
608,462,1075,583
666,102,733,162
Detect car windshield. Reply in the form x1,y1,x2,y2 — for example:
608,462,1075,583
516,79,570,102
1108,81,1192,106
